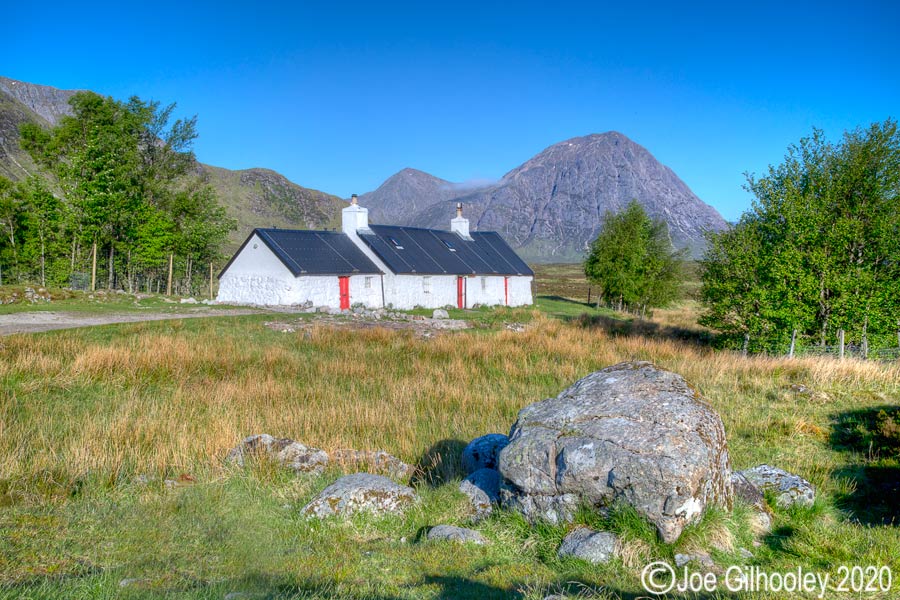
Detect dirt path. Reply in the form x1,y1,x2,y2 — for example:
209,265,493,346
0,308,263,336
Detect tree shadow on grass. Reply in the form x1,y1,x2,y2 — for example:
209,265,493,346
573,313,715,348
410,438,467,488
829,405,900,526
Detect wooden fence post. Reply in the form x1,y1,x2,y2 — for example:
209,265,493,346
789,329,797,358
862,316,869,360
90,242,97,292
742,333,750,357
838,329,845,360
166,253,174,296
209,262,214,300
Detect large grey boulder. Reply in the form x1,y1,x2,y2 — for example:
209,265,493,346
226,434,328,474
739,465,815,508
459,468,501,520
462,434,509,474
427,525,486,545
557,527,619,564
302,473,417,518
499,361,733,543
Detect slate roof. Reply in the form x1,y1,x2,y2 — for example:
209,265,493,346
221,228,383,277
358,225,534,276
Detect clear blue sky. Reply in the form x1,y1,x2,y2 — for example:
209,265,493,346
5,1,898,220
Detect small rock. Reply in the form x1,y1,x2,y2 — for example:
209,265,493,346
427,524,486,544
739,465,815,508
226,434,328,474
302,473,417,518
459,468,501,520
163,479,178,488
731,472,766,510
432,308,449,320
749,509,773,534
557,527,619,564
675,552,715,569
462,434,509,474
179,297,198,304
738,547,754,559
119,578,148,588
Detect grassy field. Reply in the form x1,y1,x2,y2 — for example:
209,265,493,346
0,270,898,598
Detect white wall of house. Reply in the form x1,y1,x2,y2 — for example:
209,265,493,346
507,275,534,307
382,274,456,309
216,233,383,308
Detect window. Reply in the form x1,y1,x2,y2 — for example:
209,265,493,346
388,236,404,250
423,276,432,294
481,277,487,291
442,239,457,252
364,276,372,289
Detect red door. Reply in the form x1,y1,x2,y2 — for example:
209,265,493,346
457,276,465,309
504,276,509,306
339,276,350,310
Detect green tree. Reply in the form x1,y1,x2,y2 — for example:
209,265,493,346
19,91,234,292
0,175,23,284
584,200,685,316
700,120,900,352
18,177,65,287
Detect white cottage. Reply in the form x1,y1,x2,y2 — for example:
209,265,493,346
217,197,534,309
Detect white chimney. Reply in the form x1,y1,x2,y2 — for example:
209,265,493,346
342,193,369,233
451,202,471,239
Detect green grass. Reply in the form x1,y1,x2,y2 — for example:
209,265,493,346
0,281,898,597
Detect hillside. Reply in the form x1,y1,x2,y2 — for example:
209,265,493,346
363,133,728,261
358,168,483,224
201,165,343,246
0,76,343,249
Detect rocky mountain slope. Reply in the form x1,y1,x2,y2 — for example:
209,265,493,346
368,133,727,261
0,76,343,249
358,168,484,224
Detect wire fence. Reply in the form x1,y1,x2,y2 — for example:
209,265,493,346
747,328,900,362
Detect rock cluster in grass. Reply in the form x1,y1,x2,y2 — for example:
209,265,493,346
329,448,413,481
226,434,329,474
302,473,417,518
226,434,414,482
498,361,734,543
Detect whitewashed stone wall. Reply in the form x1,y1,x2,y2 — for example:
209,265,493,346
507,276,534,307
216,233,383,308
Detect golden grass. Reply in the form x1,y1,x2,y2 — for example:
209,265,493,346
0,314,898,494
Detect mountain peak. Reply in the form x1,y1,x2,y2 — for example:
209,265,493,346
363,132,727,261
